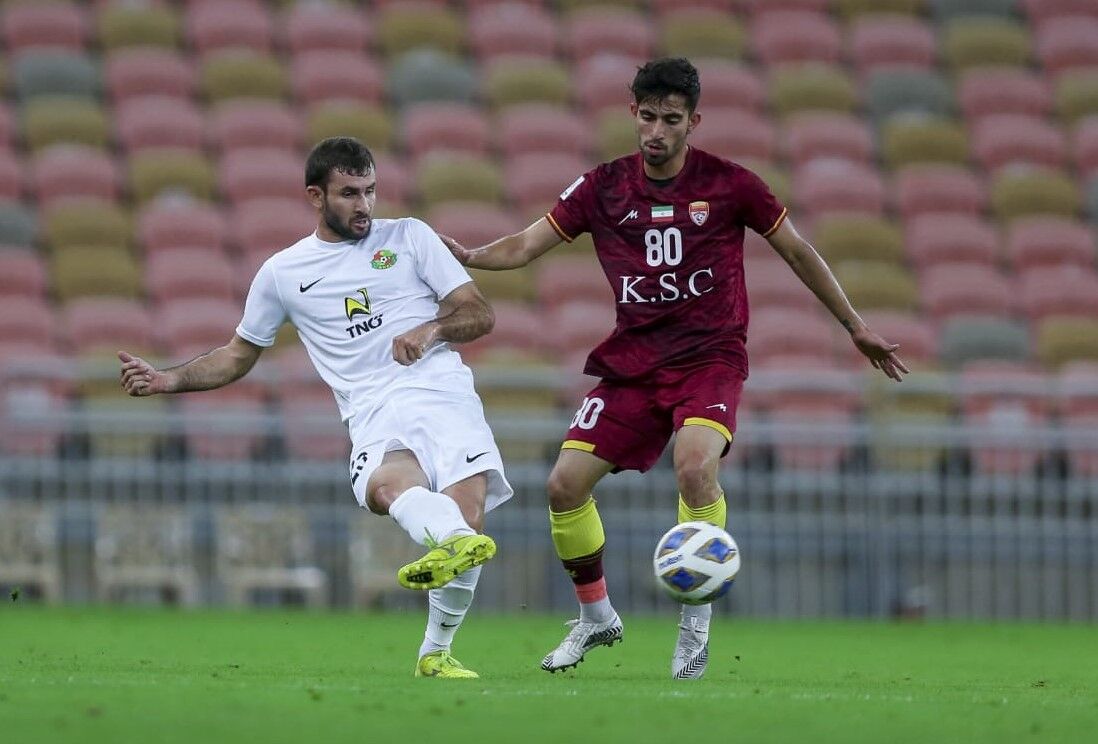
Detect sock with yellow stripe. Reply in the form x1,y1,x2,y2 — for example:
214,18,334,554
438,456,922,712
677,492,727,626
550,497,614,623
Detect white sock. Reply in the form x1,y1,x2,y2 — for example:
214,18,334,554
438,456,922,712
388,485,475,546
681,602,712,629
579,596,615,623
419,565,481,657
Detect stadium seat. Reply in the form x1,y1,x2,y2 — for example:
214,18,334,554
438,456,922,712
483,56,569,110
1,2,87,54
468,3,558,62
284,2,369,56
549,299,617,355
751,11,841,67
942,18,1031,70
904,213,998,271
535,255,610,309
1059,361,1098,416
376,1,463,58
881,116,970,169
692,60,764,111
30,145,120,207
368,151,413,207
745,255,816,312
22,97,108,151
61,297,155,356
1018,266,1098,321
852,310,938,366
209,101,301,154
44,199,130,252
137,198,228,255
305,102,394,151
465,266,538,303
498,105,592,159
990,168,1081,221
232,198,315,258
201,51,287,103
291,51,383,107
833,262,919,312
129,149,216,204
689,109,776,162
387,50,478,108
157,298,242,355
1088,174,1098,218
115,97,204,154
558,0,645,10
219,149,301,206
104,49,195,103
575,55,647,116
811,215,904,265
280,390,349,462
1074,117,1098,177
0,150,23,201
848,16,937,74
938,316,1031,368
1005,217,1096,272
13,51,99,100
1023,0,1098,23
52,246,142,301
0,103,13,150
836,0,924,17
461,300,543,358
181,389,269,462
920,264,1012,320
146,249,236,304
783,113,873,166
566,7,654,64
660,10,744,60
595,110,636,161
865,70,955,124
747,308,838,366
0,297,54,347
653,0,736,12
928,0,1020,21
93,505,200,604
768,401,859,471
959,362,1051,475
769,64,856,118
506,152,591,215
1034,17,1098,77
426,202,524,249
0,201,37,246
792,160,885,215
971,114,1068,171
958,68,1052,122
97,2,179,50
403,103,490,163
1055,71,1098,124
417,154,504,207
0,249,46,299
892,164,987,218
1037,316,1098,368
185,0,272,57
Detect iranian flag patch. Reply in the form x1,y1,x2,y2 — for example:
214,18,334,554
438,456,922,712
651,204,674,223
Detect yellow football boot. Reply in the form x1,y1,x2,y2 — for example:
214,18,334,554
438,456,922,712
414,651,479,679
397,533,496,590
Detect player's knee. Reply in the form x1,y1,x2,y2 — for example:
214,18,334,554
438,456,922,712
675,456,718,499
366,483,403,515
545,468,587,512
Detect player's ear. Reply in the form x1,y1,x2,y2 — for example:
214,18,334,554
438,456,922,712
687,110,701,133
306,184,324,209
629,101,639,117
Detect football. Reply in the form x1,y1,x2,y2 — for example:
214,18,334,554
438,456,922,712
653,521,741,605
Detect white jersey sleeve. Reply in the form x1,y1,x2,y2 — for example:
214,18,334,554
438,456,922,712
235,260,287,347
411,219,473,300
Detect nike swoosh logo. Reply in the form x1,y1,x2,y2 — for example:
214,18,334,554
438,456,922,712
440,622,459,628
465,451,489,463
299,278,323,293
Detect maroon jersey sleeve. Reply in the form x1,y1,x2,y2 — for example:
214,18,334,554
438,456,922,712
736,167,788,238
546,169,597,242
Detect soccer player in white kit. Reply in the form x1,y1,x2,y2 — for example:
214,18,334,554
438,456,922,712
118,137,513,679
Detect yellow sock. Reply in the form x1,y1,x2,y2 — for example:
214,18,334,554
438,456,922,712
549,497,605,560
678,492,726,529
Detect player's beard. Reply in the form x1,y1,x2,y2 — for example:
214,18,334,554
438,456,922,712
640,139,676,167
323,202,371,241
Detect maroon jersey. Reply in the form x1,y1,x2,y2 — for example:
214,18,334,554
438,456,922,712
547,147,787,381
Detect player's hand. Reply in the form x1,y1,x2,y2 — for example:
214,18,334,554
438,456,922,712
118,351,172,396
437,233,472,266
850,328,909,382
392,323,440,366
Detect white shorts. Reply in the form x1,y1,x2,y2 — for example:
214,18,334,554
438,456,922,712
347,386,513,513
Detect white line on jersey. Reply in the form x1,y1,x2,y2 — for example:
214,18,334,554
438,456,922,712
706,403,728,412
617,209,639,226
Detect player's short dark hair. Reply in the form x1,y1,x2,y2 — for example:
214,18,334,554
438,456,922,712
305,136,375,190
631,58,701,113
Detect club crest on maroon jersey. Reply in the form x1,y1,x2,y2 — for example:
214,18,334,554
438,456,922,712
689,201,709,226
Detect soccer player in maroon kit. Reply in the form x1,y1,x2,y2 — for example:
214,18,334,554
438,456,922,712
442,58,907,679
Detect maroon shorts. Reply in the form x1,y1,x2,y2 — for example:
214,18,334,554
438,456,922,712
562,363,745,473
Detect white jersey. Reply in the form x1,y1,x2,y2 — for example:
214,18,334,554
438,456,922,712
235,218,477,422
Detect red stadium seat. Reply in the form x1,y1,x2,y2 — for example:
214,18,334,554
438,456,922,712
425,203,523,248
535,255,609,309
693,61,765,111
30,146,120,207
156,297,241,354
575,55,644,116
1059,361,1098,416
1035,17,1098,77
857,310,937,366
742,0,831,13
1005,217,1095,272
0,346,68,457
232,198,315,257
506,153,592,215
1073,116,1098,176
793,160,885,215
747,307,837,365
219,148,302,206
61,297,155,355
104,48,196,104
180,387,266,461
460,300,546,360
185,0,272,57
209,101,301,153
115,97,205,153
1024,0,1098,24
0,104,14,151
291,51,383,106
892,165,986,218
751,11,842,67
565,8,655,65
372,152,413,208
1017,266,1098,321
971,114,1069,172
403,103,491,162
284,2,370,56
0,297,55,347
848,15,936,73
137,198,228,254
468,3,558,62
957,68,1052,122
783,113,873,166
905,213,999,271
745,258,816,312
280,390,348,461
146,249,236,304
690,108,776,162
498,105,592,159
769,402,858,471
0,249,47,299
653,0,736,12
960,362,1051,475
0,151,23,201
1,2,88,54
548,299,616,355
920,264,1013,321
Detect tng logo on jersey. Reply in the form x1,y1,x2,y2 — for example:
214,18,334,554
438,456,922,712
617,269,715,304
344,288,384,338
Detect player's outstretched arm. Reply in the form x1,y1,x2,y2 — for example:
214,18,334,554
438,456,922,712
392,282,494,366
438,218,561,270
118,335,264,396
766,218,909,382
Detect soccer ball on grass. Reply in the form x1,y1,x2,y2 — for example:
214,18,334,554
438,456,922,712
653,521,741,605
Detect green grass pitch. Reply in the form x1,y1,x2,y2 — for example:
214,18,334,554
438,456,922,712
2,607,1096,743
